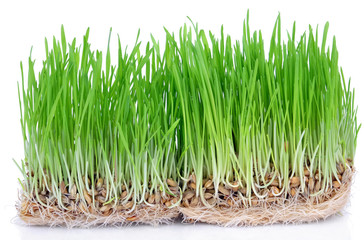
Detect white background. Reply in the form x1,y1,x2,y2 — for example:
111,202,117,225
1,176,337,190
0,0,363,239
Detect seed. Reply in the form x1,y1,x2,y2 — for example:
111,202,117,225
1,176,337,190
204,192,213,199
315,173,320,180
267,197,276,203
116,205,124,211
290,177,300,187
264,173,269,182
190,182,196,190
260,188,269,197
191,174,196,183
338,174,342,181
315,181,321,192
103,210,112,217
94,190,101,196
122,184,126,191
207,198,216,206
76,193,80,201
183,190,195,200
202,179,208,185
171,197,178,204
167,178,178,187
144,192,149,200
308,178,315,191
121,191,127,199
96,178,103,189
127,216,137,221
155,192,161,203
148,194,155,204
271,179,279,186
227,198,234,206
60,181,67,194
337,163,345,175
96,195,106,203
40,190,47,196
291,188,297,196
218,185,230,196
39,195,47,203
204,179,213,189
100,204,111,212
79,201,88,213
165,201,171,207
169,186,179,194
66,205,73,211
70,184,77,198
251,198,258,206
33,209,40,216
333,181,341,188
190,197,199,207
61,195,70,205
304,169,310,176
182,199,189,207
206,189,215,194
83,190,92,205
232,181,239,192
123,201,133,209
101,189,107,198
127,192,134,200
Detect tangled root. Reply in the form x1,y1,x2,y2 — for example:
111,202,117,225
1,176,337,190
179,169,353,226
17,201,179,227
17,169,353,227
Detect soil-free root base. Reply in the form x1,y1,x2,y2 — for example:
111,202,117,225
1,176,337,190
18,202,179,227
180,170,353,226
17,169,353,227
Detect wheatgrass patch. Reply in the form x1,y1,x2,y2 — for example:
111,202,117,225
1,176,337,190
16,13,359,227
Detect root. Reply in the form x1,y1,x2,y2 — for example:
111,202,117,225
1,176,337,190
16,169,354,227
17,200,179,227
179,168,354,226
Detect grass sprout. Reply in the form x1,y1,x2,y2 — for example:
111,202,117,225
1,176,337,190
17,13,359,212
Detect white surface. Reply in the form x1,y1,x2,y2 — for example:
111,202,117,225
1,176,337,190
0,0,363,239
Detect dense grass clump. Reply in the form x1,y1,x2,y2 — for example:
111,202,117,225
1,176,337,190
17,14,359,213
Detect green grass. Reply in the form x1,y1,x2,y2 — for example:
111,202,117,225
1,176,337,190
17,13,360,209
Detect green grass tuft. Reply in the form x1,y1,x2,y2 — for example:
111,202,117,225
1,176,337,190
17,14,360,208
